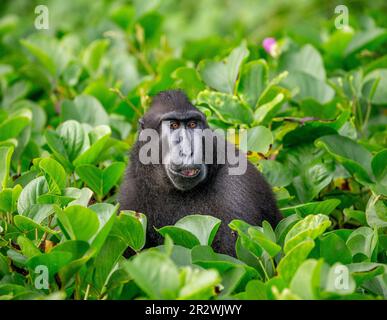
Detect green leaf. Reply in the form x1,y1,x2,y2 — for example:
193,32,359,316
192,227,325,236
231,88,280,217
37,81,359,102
75,162,125,198
17,236,41,258
238,60,268,108
319,233,352,265
0,185,22,212
62,95,109,126
178,267,220,300
289,259,324,300
347,262,385,286
242,126,273,154
316,134,374,184
157,226,200,249
281,199,341,218
73,126,111,166
282,71,334,104
372,149,387,192
82,39,109,74
277,239,315,284
363,69,387,105
17,176,48,215
88,203,118,254
346,227,378,261
39,158,66,195
110,210,147,252
56,205,99,242
280,45,326,80
199,42,249,94
57,120,88,162
0,109,32,141
174,214,221,246
248,227,281,257
365,195,387,228
345,28,387,56
123,250,180,299
26,251,73,282
14,214,58,238
90,235,127,291
259,160,292,187
253,92,284,125
197,90,254,125
0,146,13,191
171,67,205,100
284,214,331,254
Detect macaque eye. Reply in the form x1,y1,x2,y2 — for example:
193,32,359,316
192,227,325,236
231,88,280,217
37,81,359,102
187,120,197,129
170,120,180,130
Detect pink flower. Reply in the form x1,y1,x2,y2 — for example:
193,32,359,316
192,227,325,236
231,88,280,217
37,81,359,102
262,37,279,57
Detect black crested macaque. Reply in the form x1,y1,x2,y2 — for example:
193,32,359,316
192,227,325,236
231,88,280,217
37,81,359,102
119,90,281,256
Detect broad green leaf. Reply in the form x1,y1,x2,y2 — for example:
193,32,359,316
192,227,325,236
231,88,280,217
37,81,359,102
248,227,281,257
242,126,273,154
62,95,109,126
372,149,387,192
17,176,48,215
319,233,352,265
236,279,267,300
123,250,180,299
259,160,292,188
365,195,387,228
0,109,32,141
56,205,99,242
0,146,13,191
199,43,249,94
347,262,386,286
174,215,221,246
281,199,341,218
277,239,315,284
21,35,70,76
110,210,147,252
75,162,125,198
283,71,334,104
280,45,326,80
13,215,58,238
197,90,254,125
27,251,74,282
289,259,324,300
284,214,331,253
17,236,41,258
253,92,284,125
66,187,93,207
73,126,111,166
82,39,109,74
172,67,205,99
316,134,374,184
57,120,88,162
238,60,268,108
346,227,378,261
363,69,387,105
345,28,387,56
39,158,66,195
0,185,22,212
157,226,200,249
88,203,118,254
90,235,127,292
178,267,220,300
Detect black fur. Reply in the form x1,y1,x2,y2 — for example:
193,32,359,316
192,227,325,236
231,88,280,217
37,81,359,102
119,90,281,256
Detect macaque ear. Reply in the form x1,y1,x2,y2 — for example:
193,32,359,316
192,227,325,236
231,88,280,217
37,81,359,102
138,118,144,130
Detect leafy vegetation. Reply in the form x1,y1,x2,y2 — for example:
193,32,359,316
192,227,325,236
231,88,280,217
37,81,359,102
0,0,386,300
